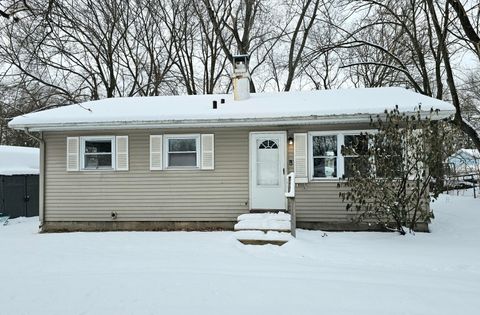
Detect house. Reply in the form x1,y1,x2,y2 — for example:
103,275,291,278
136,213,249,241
0,145,40,219
8,57,455,234
446,149,479,192
449,149,480,175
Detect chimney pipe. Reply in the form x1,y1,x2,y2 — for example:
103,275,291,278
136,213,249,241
232,54,250,101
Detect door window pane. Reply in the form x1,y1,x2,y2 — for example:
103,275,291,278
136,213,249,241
259,140,278,149
257,139,279,185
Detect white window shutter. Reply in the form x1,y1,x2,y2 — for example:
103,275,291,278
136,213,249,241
201,134,215,170
115,136,129,171
66,137,79,171
150,135,163,170
294,133,308,183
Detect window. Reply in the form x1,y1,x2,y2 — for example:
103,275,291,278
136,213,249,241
309,131,374,180
312,135,337,178
259,140,278,149
343,134,369,178
81,136,115,170
165,135,200,168
373,133,404,178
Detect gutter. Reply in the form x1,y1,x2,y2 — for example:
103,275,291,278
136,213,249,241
9,110,455,132
23,128,45,229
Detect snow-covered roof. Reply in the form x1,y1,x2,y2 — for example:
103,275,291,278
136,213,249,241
455,149,480,159
8,87,455,131
0,145,39,176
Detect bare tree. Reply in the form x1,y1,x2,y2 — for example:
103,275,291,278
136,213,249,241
325,0,480,150
281,0,320,90
0,79,63,145
424,0,480,151
335,0,445,97
447,0,480,60
1,0,479,150
164,0,231,95
200,0,285,92
118,0,177,96
0,0,177,101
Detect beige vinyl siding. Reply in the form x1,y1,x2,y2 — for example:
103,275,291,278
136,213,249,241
44,129,249,222
43,123,370,223
295,182,353,222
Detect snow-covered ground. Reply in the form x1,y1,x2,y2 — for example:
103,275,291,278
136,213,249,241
1,190,479,315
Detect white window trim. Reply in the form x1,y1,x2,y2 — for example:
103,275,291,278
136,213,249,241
163,134,201,169
308,130,375,181
80,136,116,171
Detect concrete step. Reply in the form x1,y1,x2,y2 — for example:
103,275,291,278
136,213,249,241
238,239,288,246
234,230,292,246
235,212,293,245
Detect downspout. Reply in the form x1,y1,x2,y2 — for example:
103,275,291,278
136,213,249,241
24,128,45,230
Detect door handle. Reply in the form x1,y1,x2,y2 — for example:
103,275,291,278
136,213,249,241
283,168,285,175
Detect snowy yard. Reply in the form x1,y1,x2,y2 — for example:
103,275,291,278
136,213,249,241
1,191,479,315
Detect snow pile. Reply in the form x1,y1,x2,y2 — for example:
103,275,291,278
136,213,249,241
0,191,479,314
234,220,291,231
9,87,455,129
237,212,291,222
235,212,291,231
0,145,39,176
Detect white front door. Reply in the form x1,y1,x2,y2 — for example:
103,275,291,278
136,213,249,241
250,132,286,210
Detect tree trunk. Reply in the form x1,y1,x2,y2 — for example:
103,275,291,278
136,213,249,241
426,0,480,152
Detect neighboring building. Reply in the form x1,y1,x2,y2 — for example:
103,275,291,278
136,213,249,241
8,58,455,233
449,149,480,174
0,145,40,218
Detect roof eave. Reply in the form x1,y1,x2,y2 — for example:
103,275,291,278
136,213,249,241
9,110,455,132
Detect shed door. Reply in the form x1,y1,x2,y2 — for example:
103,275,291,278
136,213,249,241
250,132,286,210
0,175,39,218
